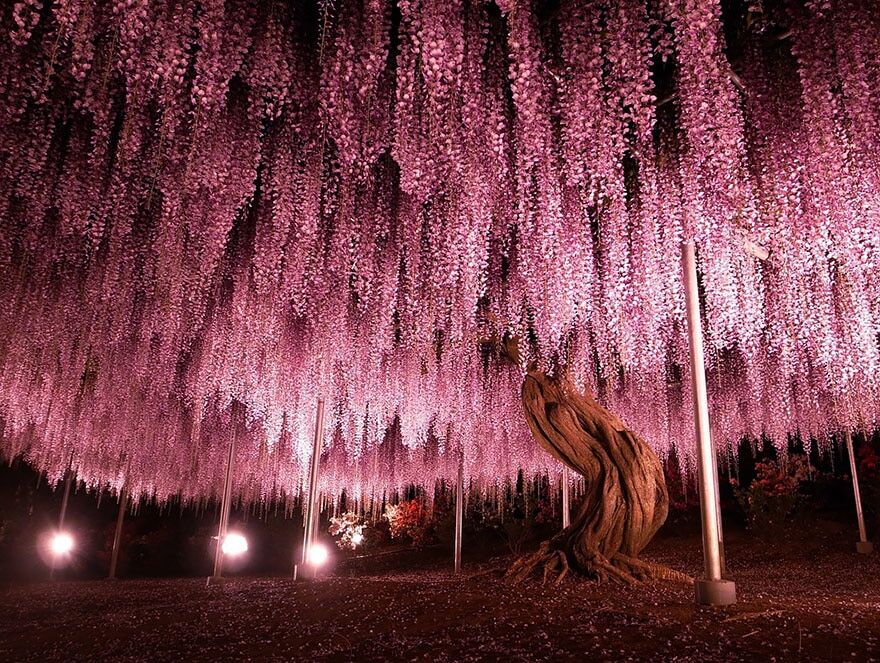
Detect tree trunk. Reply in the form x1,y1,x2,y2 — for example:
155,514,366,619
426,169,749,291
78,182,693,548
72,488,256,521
507,370,691,585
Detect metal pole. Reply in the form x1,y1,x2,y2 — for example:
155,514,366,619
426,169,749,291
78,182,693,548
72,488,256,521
109,485,127,579
50,466,74,579
561,465,571,529
58,467,73,529
211,432,236,581
845,430,873,554
454,453,464,574
310,489,321,547
710,432,727,576
301,399,326,574
682,241,736,606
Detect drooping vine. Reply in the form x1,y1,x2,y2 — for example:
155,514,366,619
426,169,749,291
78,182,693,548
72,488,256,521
0,0,878,504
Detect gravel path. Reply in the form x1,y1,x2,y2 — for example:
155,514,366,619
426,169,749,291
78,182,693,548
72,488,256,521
1,530,878,661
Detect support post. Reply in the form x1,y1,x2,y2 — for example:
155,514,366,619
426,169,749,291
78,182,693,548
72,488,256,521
710,430,727,576
561,465,571,529
58,466,73,529
682,241,736,606
210,429,236,582
299,399,326,577
845,430,873,554
50,466,74,579
109,484,127,579
454,453,464,574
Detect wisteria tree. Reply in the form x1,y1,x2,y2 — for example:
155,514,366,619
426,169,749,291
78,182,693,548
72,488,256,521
480,331,685,583
0,0,878,544
509,369,685,583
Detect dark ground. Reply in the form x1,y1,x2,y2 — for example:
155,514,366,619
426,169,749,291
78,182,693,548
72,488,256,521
1,521,878,662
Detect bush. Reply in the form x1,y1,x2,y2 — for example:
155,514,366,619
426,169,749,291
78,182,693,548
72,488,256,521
731,455,811,531
857,436,880,526
384,499,437,547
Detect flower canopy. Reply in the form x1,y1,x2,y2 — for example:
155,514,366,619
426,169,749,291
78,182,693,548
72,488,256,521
1,0,878,501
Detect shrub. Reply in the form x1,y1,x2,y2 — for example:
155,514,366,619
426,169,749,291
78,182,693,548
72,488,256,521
857,436,880,524
384,499,436,547
732,454,811,531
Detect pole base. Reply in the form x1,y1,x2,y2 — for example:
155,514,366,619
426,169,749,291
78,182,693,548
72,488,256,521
294,564,319,580
205,575,227,586
695,579,736,606
856,541,874,555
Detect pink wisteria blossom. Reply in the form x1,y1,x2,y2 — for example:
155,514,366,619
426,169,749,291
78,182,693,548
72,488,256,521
0,0,878,503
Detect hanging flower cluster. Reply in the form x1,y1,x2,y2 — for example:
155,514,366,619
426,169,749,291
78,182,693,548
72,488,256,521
1,0,879,504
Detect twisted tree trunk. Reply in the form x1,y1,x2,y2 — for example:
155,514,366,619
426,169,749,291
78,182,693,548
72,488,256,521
507,370,691,585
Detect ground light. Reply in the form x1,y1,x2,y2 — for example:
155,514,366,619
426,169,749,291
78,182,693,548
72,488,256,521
49,531,74,558
306,542,329,567
221,532,248,557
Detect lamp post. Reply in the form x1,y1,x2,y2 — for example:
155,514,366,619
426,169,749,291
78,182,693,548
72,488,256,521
50,463,74,579
298,398,326,579
454,452,464,574
210,420,237,583
58,466,73,530
682,241,736,606
844,430,873,554
108,484,127,579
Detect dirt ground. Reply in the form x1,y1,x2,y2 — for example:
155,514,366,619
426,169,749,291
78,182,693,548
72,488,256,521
1,524,878,662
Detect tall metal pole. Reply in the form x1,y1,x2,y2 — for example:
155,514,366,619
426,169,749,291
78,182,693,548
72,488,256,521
58,466,73,529
710,429,727,576
454,453,464,574
211,430,236,581
50,465,74,579
682,241,736,606
300,399,326,576
561,465,571,529
109,484,127,579
845,430,873,554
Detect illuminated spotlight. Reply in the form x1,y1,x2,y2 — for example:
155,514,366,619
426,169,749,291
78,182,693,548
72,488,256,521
351,532,364,546
50,531,74,556
221,532,248,557
307,543,329,566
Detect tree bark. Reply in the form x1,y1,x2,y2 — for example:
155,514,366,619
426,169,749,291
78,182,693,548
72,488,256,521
507,370,691,585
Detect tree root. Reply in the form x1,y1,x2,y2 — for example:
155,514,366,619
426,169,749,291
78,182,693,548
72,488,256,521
506,541,693,586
